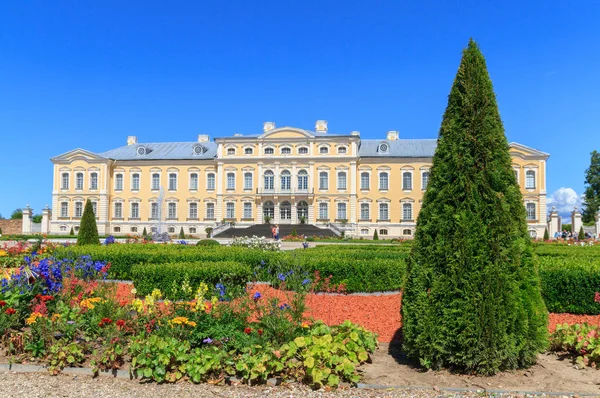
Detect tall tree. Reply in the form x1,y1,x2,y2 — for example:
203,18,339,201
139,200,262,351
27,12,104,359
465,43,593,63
10,208,23,219
77,200,100,245
582,150,600,224
32,214,43,223
401,39,548,375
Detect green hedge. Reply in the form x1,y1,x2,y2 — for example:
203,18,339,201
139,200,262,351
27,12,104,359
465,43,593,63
131,261,251,299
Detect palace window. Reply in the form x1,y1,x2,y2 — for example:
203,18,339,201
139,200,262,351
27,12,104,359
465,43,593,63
244,172,253,190
337,172,347,190
92,201,97,216
190,173,199,190
189,202,198,219
74,202,83,218
403,229,412,236
227,147,235,155
151,203,159,219
114,227,121,233
526,203,536,220
281,147,291,155
114,202,123,218
60,225,67,232
207,173,215,190
152,173,160,190
525,170,536,189
319,172,328,190
115,174,123,191
131,203,139,219
402,203,413,221
168,173,177,191
379,203,389,220
297,170,308,191
76,173,84,190
168,227,175,233
360,172,370,190
264,171,274,190
337,202,347,220
379,172,389,191
245,147,253,155
226,202,235,219
189,227,197,234
90,173,98,190
61,173,69,190
361,228,369,235
264,147,274,155
131,227,138,233
379,229,388,236
422,172,430,190
360,203,370,220
402,172,412,190
131,173,140,191
318,202,328,219
281,170,291,191
243,202,252,219
167,203,177,219
298,146,308,154
227,173,235,190
319,147,329,154
60,202,69,218
338,146,347,154
206,203,215,219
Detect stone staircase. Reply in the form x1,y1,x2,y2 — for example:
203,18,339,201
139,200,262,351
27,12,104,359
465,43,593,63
213,224,337,238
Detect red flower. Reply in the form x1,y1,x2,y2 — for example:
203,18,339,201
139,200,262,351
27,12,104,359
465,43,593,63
0,301,6,307
4,308,16,315
116,319,126,328
258,329,263,336
244,327,252,334
98,318,113,327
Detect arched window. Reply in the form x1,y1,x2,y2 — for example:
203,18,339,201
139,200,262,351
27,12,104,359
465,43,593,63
131,173,140,191
281,147,291,155
379,172,388,191
421,172,430,190
297,201,308,220
379,203,389,220
152,173,160,190
360,172,370,190
297,170,308,191
115,174,123,191
227,147,235,155
360,228,369,235
90,173,98,190
226,172,235,190
526,203,536,220
76,173,84,190
168,173,177,190
60,225,67,232
319,172,328,190
337,172,347,190
264,171,274,191
337,146,347,154
525,170,536,189
280,201,291,220
167,203,177,219
360,203,370,220
280,170,291,191
244,172,253,190
189,227,197,234
402,172,412,190
402,203,413,221
168,227,175,233
298,147,309,155
263,201,274,219
244,147,253,155
61,173,69,190
403,229,412,236
131,226,138,233
189,202,198,219
264,147,274,155
319,146,329,154
207,173,215,190
190,173,199,190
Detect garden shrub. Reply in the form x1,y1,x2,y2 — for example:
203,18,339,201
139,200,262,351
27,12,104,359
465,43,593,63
402,40,547,375
196,239,220,246
77,200,99,246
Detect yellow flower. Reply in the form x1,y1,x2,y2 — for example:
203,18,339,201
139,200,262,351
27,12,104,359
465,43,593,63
151,288,162,299
26,312,44,325
130,288,137,295
131,298,144,313
80,297,103,310
169,316,196,327
51,313,61,322
301,322,309,329
0,250,7,257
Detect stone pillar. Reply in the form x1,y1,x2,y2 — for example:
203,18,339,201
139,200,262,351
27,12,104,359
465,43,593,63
595,210,600,240
22,205,32,234
548,206,560,239
572,206,583,237
41,205,52,234
291,200,297,223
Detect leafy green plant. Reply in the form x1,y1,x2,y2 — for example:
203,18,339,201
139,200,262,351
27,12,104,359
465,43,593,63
197,239,220,246
130,335,191,382
550,323,600,368
91,341,127,376
47,340,86,375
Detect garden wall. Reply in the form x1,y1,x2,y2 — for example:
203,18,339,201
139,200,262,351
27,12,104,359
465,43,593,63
0,219,21,235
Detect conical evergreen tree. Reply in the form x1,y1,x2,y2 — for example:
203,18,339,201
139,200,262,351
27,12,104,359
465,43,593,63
373,230,379,241
142,227,148,238
579,225,585,241
179,227,185,239
543,228,549,241
77,200,100,245
401,39,548,375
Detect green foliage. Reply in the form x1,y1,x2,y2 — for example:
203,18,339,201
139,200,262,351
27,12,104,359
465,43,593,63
77,200,99,246
543,228,549,241
0,227,3,234
579,226,585,240
205,227,213,238
32,214,43,223
142,227,148,237
91,342,127,375
10,208,23,220
291,227,298,237
47,340,86,375
372,230,378,240
131,261,252,299
402,40,548,375
550,323,600,368
563,224,572,232
583,150,600,224
131,335,191,383
196,239,220,246
179,228,185,239
69,227,74,236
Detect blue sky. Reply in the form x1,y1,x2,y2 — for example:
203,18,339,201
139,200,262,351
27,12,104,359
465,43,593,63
1,1,599,218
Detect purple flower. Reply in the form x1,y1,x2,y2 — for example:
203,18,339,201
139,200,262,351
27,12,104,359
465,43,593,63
302,278,311,286
67,321,75,325
279,303,290,310
278,273,286,281
253,291,262,301
203,337,213,344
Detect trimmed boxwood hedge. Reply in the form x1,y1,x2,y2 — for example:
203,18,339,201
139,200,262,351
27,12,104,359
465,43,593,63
131,261,251,299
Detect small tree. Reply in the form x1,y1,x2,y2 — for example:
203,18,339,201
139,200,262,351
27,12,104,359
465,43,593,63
10,208,23,220
69,227,74,236
579,225,585,241
543,228,549,241
583,150,600,224
205,227,213,238
291,227,298,237
77,200,99,245
373,229,379,240
142,227,148,237
179,227,185,239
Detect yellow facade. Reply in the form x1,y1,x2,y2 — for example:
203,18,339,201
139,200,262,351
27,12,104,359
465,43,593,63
50,121,549,238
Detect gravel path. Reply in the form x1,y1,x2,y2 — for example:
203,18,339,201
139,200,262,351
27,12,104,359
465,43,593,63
0,371,555,398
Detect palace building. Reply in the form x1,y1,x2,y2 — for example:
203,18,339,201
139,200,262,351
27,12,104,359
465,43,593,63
50,121,549,238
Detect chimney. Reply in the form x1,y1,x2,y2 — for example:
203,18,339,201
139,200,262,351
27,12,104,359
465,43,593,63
315,120,327,133
197,134,209,143
263,122,276,132
386,131,399,141
127,136,138,146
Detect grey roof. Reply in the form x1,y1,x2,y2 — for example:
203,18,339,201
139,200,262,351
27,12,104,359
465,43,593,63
99,141,217,160
213,129,350,140
359,139,438,157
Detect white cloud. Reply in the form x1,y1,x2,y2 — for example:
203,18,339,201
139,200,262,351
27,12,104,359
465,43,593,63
547,187,582,216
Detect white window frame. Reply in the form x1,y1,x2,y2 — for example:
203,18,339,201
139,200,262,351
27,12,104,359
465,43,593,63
319,146,329,155
280,146,292,155
379,203,389,220
226,147,236,156
263,170,275,191
297,170,308,191
114,202,123,219
379,229,389,236
243,202,252,219
61,172,70,190
337,146,347,154
379,172,389,191
131,173,140,191
189,173,199,191
206,173,216,190
244,147,253,155
297,146,309,155
337,202,347,220
115,174,124,191
90,172,98,190
151,173,160,190
402,171,413,191
189,202,198,219
150,202,159,219
60,202,69,218
526,202,537,220
91,201,97,217
319,171,329,190
280,170,291,191
337,171,347,190
360,228,369,235
525,170,536,189
226,172,236,190
168,173,178,191
74,202,83,218
206,203,215,219
360,203,370,220
264,146,275,155
130,202,140,219
244,172,253,190
318,202,328,219
421,171,430,190
226,202,235,219
167,202,177,219
360,172,370,190
402,202,413,221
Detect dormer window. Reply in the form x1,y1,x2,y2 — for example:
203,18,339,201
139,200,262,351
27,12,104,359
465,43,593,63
298,146,308,154
244,147,253,155
264,147,274,155
378,143,389,153
227,148,236,155
338,146,347,154
193,145,206,155
136,146,147,156
281,147,291,155
319,147,329,154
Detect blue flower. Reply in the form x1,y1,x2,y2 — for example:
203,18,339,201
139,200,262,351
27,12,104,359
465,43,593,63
302,278,311,286
278,273,286,281
279,303,290,310
253,291,262,301
203,337,213,344
215,283,226,298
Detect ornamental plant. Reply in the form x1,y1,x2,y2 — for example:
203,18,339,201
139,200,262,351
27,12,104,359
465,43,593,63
401,39,548,375
544,228,549,241
77,200,99,246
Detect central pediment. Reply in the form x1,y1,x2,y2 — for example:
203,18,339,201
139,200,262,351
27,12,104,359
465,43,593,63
258,127,315,140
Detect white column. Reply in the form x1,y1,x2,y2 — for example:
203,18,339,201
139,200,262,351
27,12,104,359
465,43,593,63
257,203,263,224
595,210,600,239
548,206,560,239
291,200,297,222
42,206,52,234
22,205,32,234
572,207,583,236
